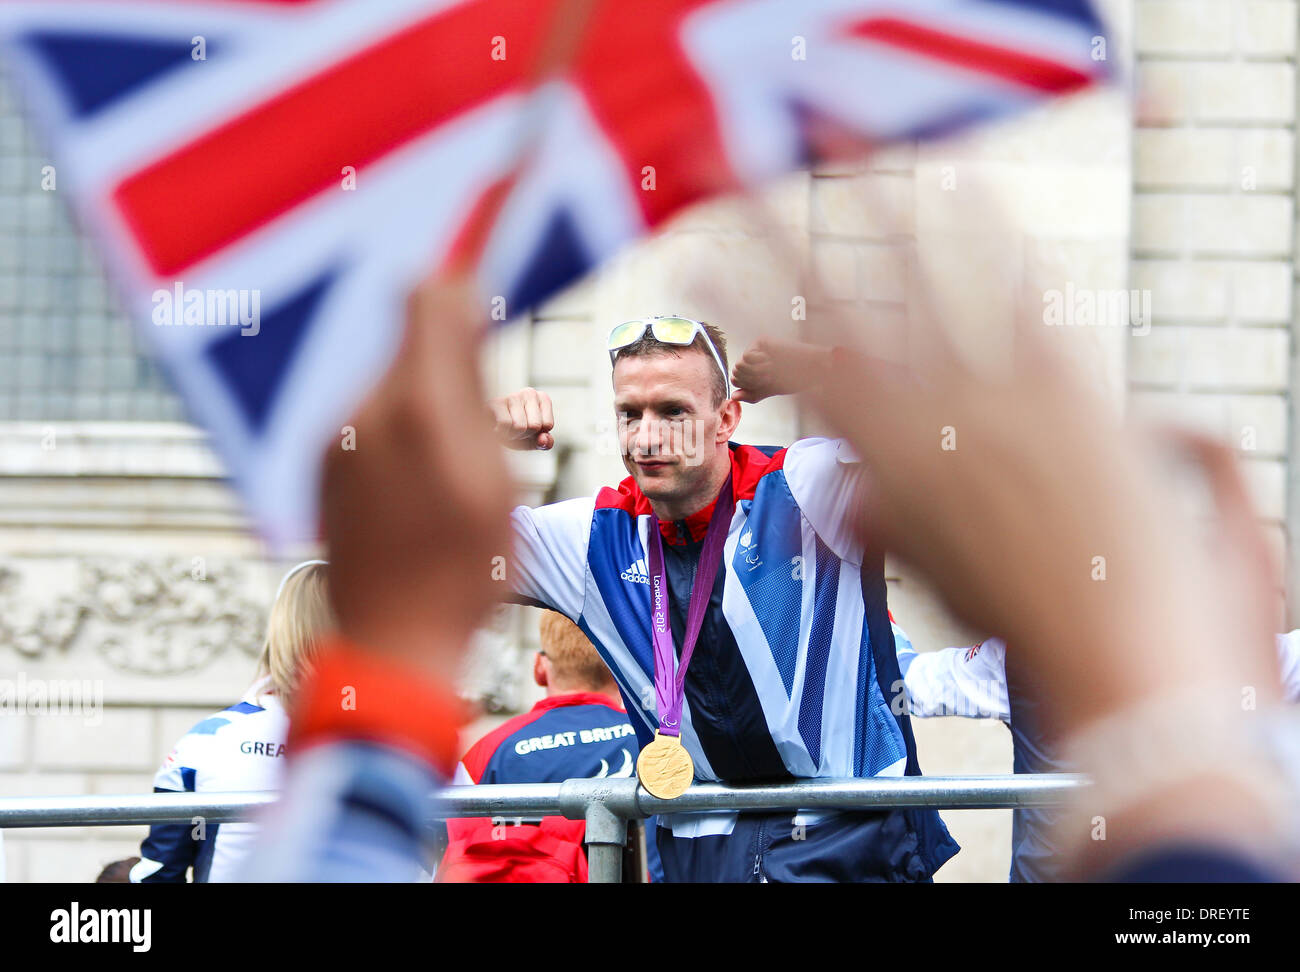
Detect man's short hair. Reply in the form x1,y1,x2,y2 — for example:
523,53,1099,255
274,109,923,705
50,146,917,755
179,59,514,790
539,610,615,690
612,320,729,407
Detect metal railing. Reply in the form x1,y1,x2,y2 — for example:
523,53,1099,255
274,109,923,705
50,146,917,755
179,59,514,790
0,774,1089,883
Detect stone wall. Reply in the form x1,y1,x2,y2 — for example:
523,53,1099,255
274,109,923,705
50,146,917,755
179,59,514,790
1128,0,1296,615
0,427,276,880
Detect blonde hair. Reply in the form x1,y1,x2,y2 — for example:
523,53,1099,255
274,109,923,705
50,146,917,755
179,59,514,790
257,562,335,705
539,611,615,691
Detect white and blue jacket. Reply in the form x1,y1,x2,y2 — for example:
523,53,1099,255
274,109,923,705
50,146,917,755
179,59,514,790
131,678,288,883
510,438,958,877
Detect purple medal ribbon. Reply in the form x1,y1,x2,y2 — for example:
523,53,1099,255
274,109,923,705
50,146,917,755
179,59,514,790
645,472,733,738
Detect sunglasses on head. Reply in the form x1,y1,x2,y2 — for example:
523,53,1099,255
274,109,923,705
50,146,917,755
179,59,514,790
607,316,730,400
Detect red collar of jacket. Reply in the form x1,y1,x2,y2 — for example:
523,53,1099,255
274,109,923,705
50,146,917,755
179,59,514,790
656,490,725,546
530,691,624,712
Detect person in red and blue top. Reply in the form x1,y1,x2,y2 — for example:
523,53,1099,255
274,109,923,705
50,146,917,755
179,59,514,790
437,610,641,882
492,317,958,882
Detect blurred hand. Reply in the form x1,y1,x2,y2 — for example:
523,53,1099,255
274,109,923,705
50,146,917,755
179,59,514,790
794,254,1280,734
321,278,514,681
730,337,831,404
797,272,1286,872
1166,428,1285,688
490,387,555,450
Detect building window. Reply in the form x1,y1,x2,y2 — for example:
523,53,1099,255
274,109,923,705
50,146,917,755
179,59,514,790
0,71,182,422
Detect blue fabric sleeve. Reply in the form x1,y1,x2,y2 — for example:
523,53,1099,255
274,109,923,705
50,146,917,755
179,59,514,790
1105,844,1281,882
242,741,441,882
133,786,199,883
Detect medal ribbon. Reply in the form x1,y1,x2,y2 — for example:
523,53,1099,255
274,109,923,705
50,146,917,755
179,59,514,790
645,472,733,738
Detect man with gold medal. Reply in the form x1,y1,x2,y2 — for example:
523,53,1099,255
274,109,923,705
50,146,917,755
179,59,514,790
493,318,958,882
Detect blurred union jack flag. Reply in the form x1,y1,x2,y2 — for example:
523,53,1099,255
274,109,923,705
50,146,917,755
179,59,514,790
0,0,1108,545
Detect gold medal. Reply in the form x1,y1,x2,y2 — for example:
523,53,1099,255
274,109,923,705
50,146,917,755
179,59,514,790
636,731,695,799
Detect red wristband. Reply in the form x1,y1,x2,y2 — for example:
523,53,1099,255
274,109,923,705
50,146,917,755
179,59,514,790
288,636,470,776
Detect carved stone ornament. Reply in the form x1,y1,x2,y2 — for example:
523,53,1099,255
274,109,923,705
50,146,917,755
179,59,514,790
0,558,266,675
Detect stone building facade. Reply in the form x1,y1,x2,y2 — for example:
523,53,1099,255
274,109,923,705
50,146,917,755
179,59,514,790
1,0,1294,882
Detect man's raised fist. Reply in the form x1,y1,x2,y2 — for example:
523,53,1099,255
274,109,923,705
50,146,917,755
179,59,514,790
490,387,555,450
